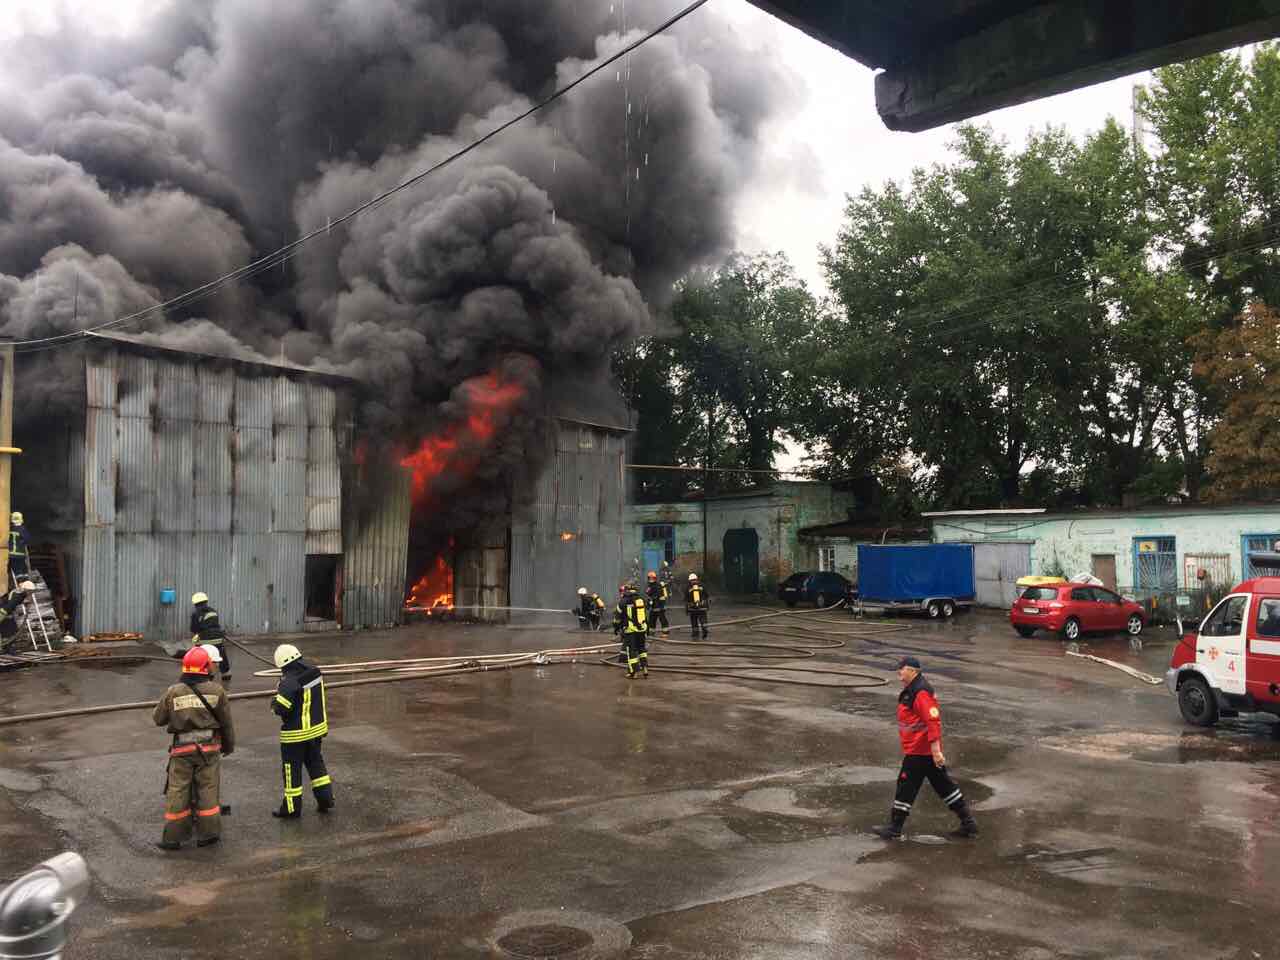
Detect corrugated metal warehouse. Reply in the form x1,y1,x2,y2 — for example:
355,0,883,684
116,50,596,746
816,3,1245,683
15,333,411,639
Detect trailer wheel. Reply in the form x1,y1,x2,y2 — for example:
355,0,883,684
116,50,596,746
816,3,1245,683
926,600,941,619
1178,676,1219,727
941,600,956,618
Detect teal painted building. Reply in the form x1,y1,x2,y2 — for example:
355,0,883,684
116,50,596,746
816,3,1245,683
928,504,1280,613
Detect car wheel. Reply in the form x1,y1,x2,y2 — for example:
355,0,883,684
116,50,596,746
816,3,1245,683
815,592,827,609
941,600,956,618
1178,676,1219,727
1061,617,1081,642
1126,614,1143,636
926,600,941,619
1014,626,1035,637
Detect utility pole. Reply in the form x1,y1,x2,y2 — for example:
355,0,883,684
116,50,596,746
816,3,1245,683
0,344,16,577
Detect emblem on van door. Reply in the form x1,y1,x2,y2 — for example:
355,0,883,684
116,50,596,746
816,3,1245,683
1208,646,1220,661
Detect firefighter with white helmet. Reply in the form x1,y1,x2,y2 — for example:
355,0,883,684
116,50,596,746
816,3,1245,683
190,592,231,683
270,644,334,818
576,586,605,631
685,573,710,639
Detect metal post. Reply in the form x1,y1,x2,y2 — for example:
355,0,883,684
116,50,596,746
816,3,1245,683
0,852,90,960
0,344,16,577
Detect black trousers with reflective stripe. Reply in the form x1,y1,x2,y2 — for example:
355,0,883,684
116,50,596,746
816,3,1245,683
623,631,648,674
281,738,332,812
688,610,708,637
894,754,963,815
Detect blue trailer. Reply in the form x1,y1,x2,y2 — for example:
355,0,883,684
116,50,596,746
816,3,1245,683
854,544,976,619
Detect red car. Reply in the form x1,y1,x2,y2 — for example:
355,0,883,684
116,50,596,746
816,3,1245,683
1009,583,1146,641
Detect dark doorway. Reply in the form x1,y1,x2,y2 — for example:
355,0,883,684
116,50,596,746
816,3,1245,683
305,555,340,621
723,528,760,594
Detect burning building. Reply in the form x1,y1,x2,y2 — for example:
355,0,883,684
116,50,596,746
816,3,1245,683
15,333,413,637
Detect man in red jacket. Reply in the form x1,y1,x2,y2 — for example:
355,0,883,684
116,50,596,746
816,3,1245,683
872,656,978,840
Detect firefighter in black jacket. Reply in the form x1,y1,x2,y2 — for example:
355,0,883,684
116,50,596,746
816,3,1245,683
685,573,710,639
576,587,606,630
645,571,670,637
190,592,231,682
270,644,334,818
612,584,650,678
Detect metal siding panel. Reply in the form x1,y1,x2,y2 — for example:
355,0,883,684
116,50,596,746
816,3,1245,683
115,354,155,419
234,427,272,532
273,377,308,426
86,355,117,409
306,530,342,554
80,526,115,635
155,418,194,533
306,427,340,534
272,533,305,631
342,467,410,628
156,359,199,422
234,377,272,429
197,367,234,424
113,533,157,634
231,533,272,634
193,424,233,532
115,416,155,533
84,407,116,527
273,425,307,533
307,383,336,427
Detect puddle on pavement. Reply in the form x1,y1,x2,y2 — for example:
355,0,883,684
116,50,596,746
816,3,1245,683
1045,727,1280,764
721,812,848,843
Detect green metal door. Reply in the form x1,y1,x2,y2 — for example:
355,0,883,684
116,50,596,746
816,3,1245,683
723,528,760,594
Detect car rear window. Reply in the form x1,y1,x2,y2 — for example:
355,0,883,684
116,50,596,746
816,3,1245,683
1020,586,1060,601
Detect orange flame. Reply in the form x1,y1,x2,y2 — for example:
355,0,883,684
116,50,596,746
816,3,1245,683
400,373,525,505
405,554,454,613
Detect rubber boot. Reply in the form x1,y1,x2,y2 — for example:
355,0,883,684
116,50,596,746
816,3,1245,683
156,840,182,851
317,799,335,814
951,801,979,838
271,803,301,819
870,810,907,840
197,835,220,847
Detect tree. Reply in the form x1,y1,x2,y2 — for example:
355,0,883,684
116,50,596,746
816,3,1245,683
614,252,823,499
1193,303,1280,500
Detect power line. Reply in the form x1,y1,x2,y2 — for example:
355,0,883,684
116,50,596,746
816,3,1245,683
11,0,713,352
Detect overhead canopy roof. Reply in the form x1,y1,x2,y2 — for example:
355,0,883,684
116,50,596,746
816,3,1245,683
749,1,1280,131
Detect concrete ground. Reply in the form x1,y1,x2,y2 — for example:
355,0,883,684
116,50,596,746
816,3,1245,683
1,603,1276,959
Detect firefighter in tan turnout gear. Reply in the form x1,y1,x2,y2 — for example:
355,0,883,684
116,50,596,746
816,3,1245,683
271,644,334,818
153,646,235,850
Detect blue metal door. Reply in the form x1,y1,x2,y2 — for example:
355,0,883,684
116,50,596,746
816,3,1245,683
641,546,664,580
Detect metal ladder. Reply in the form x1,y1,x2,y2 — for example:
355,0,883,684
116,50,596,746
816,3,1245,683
13,570,53,652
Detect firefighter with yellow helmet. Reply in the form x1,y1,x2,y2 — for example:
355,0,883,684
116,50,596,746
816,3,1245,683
270,644,334,818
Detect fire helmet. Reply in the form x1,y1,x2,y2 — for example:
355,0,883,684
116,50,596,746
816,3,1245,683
9,511,21,526
182,647,212,675
688,573,699,582
199,643,223,664
274,643,302,669
191,592,209,605
647,571,657,580
578,587,588,596
18,580,35,593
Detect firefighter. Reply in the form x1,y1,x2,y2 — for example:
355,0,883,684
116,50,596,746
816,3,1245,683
576,587,605,631
871,656,978,841
645,571,670,637
271,644,334,818
685,573,709,640
8,511,30,579
612,583,649,678
190,592,231,682
153,646,235,850
0,580,35,654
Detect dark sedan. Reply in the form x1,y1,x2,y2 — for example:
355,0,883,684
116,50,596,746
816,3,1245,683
779,571,851,608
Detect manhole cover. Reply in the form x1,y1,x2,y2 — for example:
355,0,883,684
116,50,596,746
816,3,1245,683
496,924,594,958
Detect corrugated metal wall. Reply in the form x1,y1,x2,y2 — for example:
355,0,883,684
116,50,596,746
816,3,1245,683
342,467,411,629
79,348,347,638
510,421,626,613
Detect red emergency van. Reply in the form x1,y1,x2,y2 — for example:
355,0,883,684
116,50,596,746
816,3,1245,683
1167,575,1280,726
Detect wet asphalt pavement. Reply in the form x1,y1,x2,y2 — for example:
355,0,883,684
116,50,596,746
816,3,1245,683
2,603,1278,959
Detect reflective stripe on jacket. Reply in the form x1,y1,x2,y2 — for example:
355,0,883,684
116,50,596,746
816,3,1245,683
272,661,329,743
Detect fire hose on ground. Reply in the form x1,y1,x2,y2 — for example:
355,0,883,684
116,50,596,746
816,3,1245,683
0,604,893,727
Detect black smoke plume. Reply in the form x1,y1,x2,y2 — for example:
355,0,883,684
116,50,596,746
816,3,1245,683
0,0,799,535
